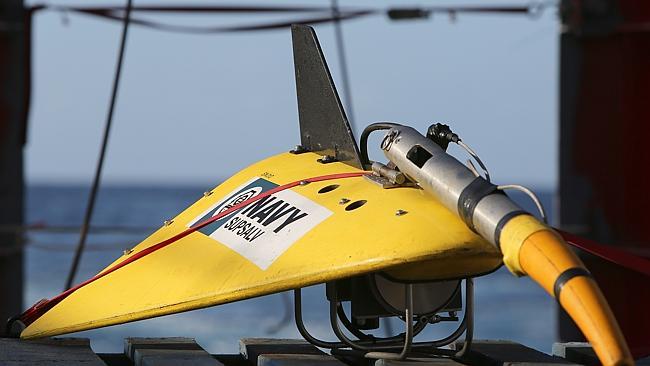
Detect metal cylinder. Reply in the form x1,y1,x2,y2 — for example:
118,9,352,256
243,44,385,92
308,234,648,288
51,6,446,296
380,126,522,247
381,126,634,366
371,162,406,184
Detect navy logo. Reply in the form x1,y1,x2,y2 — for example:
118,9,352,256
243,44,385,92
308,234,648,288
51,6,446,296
215,187,262,215
190,178,277,236
187,176,332,269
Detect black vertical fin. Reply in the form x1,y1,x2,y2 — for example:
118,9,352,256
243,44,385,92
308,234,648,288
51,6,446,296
291,24,362,169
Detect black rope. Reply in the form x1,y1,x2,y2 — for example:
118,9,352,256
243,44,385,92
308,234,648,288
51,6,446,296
331,0,356,128
27,3,552,36
46,4,340,14
70,9,374,35
64,0,134,290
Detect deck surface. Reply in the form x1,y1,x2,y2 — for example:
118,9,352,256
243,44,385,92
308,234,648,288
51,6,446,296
1,337,649,365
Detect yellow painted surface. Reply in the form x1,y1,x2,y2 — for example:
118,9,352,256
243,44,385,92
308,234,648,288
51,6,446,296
491,212,632,365
22,152,500,339
497,214,547,276
519,230,633,366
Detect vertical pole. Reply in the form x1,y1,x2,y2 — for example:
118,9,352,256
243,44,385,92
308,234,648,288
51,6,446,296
330,0,355,129
0,0,26,336
558,0,650,356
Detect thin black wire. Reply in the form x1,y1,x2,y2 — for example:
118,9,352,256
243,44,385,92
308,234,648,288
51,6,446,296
331,0,355,129
30,3,551,34
64,0,134,290
73,9,374,35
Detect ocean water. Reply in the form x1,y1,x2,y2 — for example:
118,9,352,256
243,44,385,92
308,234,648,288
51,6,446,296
24,184,557,354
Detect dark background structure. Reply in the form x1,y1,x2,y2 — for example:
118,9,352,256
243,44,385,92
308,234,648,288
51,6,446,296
558,0,650,357
0,0,26,337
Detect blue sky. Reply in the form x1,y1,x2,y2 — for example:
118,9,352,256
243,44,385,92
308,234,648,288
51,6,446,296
25,0,558,188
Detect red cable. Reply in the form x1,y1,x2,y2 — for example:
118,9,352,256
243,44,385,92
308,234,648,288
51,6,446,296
26,172,649,329
559,230,650,277
18,172,369,328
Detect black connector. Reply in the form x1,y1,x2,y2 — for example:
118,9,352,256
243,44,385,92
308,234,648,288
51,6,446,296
426,123,460,151
387,8,431,20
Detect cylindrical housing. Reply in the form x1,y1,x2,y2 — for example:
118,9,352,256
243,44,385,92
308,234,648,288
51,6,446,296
381,126,633,365
381,125,521,246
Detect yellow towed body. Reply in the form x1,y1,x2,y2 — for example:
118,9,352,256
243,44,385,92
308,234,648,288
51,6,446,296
20,151,502,339
16,23,634,366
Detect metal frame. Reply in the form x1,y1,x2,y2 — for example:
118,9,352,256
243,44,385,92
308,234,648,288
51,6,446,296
293,278,475,361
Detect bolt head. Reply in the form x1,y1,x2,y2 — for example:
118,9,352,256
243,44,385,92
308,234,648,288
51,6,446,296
290,145,307,154
319,155,336,163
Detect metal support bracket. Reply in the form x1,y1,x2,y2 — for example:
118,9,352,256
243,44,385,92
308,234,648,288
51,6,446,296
293,278,475,362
